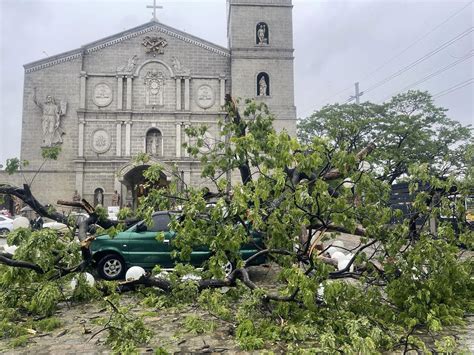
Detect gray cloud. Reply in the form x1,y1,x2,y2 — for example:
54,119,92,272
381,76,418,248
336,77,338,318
1,0,472,166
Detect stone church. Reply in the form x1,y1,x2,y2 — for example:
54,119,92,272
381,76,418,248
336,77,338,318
13,0,296,209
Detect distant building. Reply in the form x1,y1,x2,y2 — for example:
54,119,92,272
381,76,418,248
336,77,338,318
2,0,296,208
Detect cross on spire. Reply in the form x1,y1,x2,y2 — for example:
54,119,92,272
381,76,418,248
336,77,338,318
147,0,163,22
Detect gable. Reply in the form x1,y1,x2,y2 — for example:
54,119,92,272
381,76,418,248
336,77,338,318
24,21,230,73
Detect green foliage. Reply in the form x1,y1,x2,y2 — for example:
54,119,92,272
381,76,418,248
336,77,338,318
104,302,152,355
35,317,62,332
183,315,216,334
298,90,473,184
0,98,472,353
154,347,170,355
117,207,135,220
5,158,29,175
41,146,61,160
9,335,29,348
71,274,101,302
29,282,62,316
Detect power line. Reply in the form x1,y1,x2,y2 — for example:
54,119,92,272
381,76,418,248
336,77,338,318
382,51,474,100
319,84,354,106
432,78,474,99
316,1,473,106
361,1,473,82
364,27,473,94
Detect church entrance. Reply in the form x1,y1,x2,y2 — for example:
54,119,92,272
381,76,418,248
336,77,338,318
120,164,169,210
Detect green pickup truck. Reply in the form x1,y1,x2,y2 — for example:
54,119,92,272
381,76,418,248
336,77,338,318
90,211,265,280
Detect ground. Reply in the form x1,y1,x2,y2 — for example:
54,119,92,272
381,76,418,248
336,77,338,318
0,235,472,354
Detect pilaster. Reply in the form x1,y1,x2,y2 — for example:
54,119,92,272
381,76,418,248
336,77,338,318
79,71,87,109
117,75,124,110
126,75,133,110
184,77,190,111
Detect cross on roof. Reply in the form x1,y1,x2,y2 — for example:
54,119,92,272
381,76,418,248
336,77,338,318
147,0,163,22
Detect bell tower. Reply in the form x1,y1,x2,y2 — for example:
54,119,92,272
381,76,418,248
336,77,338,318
227,0,296,135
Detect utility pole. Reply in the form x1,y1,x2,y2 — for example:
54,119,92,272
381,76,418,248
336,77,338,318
348,82,364,104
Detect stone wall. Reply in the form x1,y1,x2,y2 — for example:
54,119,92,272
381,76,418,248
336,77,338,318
228,0,296,135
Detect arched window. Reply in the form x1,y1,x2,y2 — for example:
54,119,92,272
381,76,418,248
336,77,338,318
256,22,269,45
257,72,270,97
94,188,104,207
146,128,163,156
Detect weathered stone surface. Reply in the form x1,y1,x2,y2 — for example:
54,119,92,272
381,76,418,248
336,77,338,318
4,0,297,209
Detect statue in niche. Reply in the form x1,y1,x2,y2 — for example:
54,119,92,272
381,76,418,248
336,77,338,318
72,190,81,202
146,130,162,156
257,23,268,45
94,188,104,207
117,55,138,72
144,69,165,106
258,76,268,96
33,87,67,147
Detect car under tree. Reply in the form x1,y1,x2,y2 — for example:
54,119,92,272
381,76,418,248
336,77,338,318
90,211,266,280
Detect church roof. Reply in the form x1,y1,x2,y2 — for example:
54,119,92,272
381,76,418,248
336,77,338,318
24,20,230,73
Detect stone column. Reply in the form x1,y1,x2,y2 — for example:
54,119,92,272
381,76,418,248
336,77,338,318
117,75,123,110
184,124,190,157
79,71,87,109
116,122,122,157
219,76,226,107
125,121,132,156
126,75,133,110
176,123,182,158
75,164,84,196
176,78,182,111
78,119,85,157
183,170,191,187
184,77,190,111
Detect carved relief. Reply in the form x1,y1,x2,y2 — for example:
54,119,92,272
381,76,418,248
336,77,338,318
93,83,113,107
117,55,138,72
171,56,190,76
144,69,165,106
91,129,111,154
142,36,168,56
33,87,67,147
196,85,215,109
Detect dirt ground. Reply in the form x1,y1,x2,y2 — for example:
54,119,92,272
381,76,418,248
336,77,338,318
0,266,278,355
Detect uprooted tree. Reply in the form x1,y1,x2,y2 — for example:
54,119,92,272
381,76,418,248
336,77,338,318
0,94,473,353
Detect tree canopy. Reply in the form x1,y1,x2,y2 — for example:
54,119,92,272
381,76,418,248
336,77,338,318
298,90,473,184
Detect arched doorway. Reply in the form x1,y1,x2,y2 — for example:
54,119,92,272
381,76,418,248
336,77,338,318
118,164,170,210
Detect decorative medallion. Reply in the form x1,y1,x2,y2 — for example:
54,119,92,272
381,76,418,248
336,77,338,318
93,83,113,107
142,36,168,56
91,129,111,154
196,85,215,109
144,69,165,106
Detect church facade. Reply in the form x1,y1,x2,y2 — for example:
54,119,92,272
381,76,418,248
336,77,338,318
14,0,296,208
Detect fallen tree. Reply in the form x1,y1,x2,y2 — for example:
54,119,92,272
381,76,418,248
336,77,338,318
0,96,472,353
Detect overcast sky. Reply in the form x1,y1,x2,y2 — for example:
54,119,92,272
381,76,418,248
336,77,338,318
0,0,472,166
